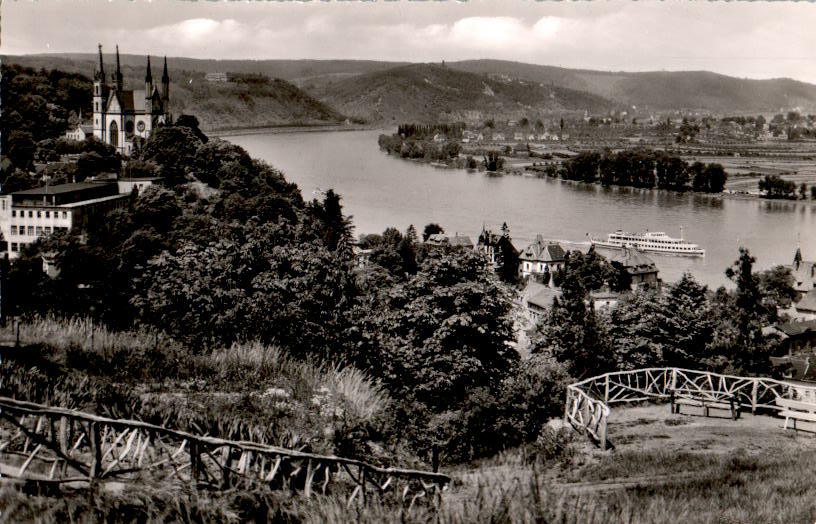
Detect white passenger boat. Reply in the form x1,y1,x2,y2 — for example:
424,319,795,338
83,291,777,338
590,228,705,256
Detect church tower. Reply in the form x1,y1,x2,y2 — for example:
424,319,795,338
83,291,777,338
93,44,107,141
145,56,153,111
112,45,123,93
161,56,170,120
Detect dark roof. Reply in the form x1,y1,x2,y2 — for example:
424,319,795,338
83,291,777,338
449,234,473,248
426,233,450,245
520,235,566,263
797,289,816,313
774,319,816,338
526,284,561,310
12,182,111,196
612,248,658,275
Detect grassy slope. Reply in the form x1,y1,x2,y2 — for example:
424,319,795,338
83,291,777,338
310,63,616,125
2,55,347,131
450,59,816,113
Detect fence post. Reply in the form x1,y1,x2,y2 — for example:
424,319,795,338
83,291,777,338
600,411,607,450
670,368,677,391
604,374,610,404
89,422,101,481
751,379,758,414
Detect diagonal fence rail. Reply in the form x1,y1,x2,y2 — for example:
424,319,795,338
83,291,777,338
0,396,449,508
565,368,816,449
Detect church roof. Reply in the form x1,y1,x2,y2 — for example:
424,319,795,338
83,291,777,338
107,89,152,114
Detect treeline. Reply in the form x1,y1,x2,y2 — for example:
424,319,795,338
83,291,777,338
757,175,815,200
1,64,93,173
554,149,727,193
534,248,796,379
397,122,465,139
378,133,464,162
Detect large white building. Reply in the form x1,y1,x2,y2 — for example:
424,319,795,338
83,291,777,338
0,182,135,259
93,44,171,155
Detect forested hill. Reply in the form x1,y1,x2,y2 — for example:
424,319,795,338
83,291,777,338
308,63,616,125
2,55,347,131
448,60,816,113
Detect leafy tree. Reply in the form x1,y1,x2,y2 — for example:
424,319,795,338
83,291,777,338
365,248,517,411
535,251,613,378
422,223,444,242
607,289,663,370
758,265,797,311
140,126,203,186
656,273,715,368
175,114,209,144
725,248,771,373
5,131,36,170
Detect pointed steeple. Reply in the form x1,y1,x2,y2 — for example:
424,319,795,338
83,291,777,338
161,56,170,101
145,56,153,84
112,44,123,91
95,44,105,81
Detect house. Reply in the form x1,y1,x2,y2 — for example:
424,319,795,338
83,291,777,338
590,289,621,311
611,248,659,289
513,132,524,141
205,72,228,82
476,224,518,271
432,133,446,143
518,236,565,282
790,249,816,293
521,282,561,322
767,319,816,381
425,233,473,249
65,123,94,142
794,289,816,320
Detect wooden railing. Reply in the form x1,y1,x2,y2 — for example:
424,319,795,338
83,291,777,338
565,368,816,449
0,396,449,507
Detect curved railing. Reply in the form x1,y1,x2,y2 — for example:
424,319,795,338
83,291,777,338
565,368,816,449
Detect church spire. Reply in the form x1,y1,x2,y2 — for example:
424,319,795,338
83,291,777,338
145,56,153,84
112,44,123,91
95,44,105,81
161,56,170,101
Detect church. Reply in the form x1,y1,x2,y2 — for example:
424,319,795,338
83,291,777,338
92,44,171,156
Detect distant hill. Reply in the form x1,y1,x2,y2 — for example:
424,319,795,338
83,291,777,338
448,60,816,113
307,63,616,125
2,54,347,130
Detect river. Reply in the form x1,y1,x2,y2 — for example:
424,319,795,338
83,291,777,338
228,129,816,289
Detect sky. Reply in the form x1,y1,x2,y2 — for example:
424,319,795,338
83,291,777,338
3,0,816,84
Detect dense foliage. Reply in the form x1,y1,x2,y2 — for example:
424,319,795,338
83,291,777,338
559,149,727,193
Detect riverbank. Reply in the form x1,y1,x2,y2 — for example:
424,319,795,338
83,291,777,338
206,123,383,138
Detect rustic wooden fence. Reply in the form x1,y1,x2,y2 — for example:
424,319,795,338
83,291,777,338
0,396,449,507
565,367,816,449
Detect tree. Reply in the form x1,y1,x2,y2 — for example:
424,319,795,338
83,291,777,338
5,131,36,170
422,223,444,242
656,273,715,368
175,114,209,144
140,126,203,186
535,251,613,378
607,289,663,370
725,248,772,373
758,265,797,311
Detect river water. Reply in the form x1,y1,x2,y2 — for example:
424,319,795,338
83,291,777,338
228,129,816,289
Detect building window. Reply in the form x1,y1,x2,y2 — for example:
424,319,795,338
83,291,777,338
11,243,18,253
37,211,42,218
44,227,51,235
11,210,16,217
27,226,34,236
28,211,33,218
62,211,68,219
36,227,43,236
45,211,50,218
10,226,17,236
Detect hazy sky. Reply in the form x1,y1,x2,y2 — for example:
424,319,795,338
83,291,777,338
3,1,816,83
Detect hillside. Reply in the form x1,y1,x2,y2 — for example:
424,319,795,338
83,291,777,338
450,59,816,113
2,54,347,131
308,63,616,125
